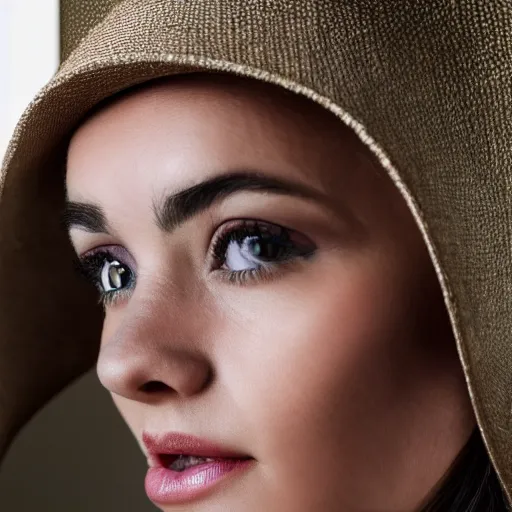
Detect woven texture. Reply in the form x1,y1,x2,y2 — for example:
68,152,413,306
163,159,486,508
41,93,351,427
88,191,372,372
60,0,123,61
1,0,511,501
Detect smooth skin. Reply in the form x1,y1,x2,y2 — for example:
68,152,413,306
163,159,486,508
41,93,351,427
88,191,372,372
66,74,475,511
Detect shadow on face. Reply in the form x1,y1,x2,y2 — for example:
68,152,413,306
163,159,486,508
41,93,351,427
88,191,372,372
65,73,475,511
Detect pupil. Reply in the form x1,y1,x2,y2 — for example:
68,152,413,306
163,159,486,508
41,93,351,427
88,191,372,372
249,240,262,257
248,237,281,260
108,263,126,289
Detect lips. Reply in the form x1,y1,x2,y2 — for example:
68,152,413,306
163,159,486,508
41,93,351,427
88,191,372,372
143,432,254,505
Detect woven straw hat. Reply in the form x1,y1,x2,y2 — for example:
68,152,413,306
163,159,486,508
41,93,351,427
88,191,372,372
1,0,511,502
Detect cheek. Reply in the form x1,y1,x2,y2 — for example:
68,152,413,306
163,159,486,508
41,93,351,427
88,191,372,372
216,251,423,458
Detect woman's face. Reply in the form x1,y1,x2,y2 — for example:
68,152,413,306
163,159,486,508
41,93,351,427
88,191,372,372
66,75,475,511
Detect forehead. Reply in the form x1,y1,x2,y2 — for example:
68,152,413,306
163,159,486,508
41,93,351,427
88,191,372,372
68,73,340,156
65,74,353,202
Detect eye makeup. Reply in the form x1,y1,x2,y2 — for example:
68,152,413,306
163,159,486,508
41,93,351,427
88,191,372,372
76,245,136,308
74,219,317,306
208,219,316,285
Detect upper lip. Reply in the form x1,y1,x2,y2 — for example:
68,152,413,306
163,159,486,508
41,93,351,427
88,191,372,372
143,431,253,467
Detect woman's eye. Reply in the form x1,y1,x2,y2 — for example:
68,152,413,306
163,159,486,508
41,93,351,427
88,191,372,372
224,234,291,271
76,249,135,305
211,220,315,279
100,260,131,292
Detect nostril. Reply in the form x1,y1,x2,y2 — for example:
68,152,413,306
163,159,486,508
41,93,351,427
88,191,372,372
140,381,170,393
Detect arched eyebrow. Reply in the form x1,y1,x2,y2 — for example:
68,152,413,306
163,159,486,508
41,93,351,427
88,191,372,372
62,202,108,233
63,172,317,234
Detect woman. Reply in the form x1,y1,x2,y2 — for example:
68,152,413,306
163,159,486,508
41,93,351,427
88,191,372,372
0,1,511,510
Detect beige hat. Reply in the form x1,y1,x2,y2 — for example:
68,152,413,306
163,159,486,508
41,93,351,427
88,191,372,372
1,0,511,503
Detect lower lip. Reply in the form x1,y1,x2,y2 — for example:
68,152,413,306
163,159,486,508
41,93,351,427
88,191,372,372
145,458,253,505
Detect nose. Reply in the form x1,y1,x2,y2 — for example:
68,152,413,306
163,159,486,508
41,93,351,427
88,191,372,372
97,304,213,403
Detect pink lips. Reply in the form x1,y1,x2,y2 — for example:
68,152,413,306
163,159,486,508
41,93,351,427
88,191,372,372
143,432,254,505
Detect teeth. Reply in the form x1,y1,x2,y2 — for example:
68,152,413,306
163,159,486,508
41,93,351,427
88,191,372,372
169,455,215,472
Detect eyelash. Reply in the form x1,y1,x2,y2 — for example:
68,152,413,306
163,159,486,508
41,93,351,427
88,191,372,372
75,249,135,308
76,220,315,307
209,220,313,284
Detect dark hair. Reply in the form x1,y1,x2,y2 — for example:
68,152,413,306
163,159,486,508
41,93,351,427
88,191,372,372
421,428,509,511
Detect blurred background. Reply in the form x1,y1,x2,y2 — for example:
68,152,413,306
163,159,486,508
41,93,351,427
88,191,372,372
0,0,156,509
